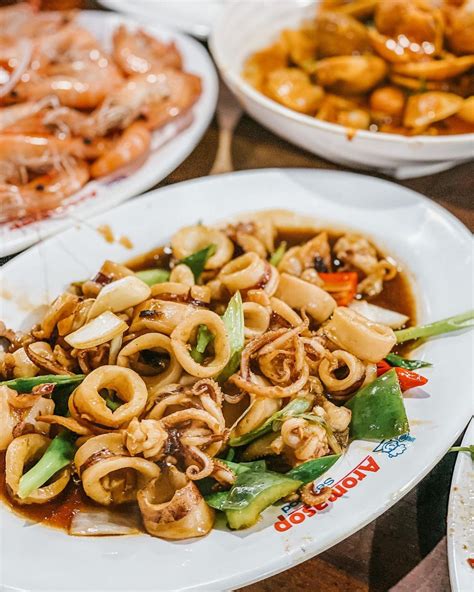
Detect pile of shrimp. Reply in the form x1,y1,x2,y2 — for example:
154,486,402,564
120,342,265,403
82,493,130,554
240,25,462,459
243,0,474,135
0,3,202,223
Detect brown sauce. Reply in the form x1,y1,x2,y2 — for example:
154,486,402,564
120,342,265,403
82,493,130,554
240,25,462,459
1,226,417,531
0,452,85,531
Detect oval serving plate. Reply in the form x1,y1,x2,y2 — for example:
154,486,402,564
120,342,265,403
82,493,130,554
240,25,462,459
0,169,472,592
0,10,218,258
448,418,474,592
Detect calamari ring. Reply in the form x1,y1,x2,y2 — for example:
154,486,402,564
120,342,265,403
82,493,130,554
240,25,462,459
219,252,268,293
270,297,303,327
69,366,148,428
318,349,365,397
171,225,234,270
137,468,214,539
117,333,182,393
131,299,197,336
169,264,195,286
5,434,70,505
81,455,160,506
243,301,271,339
171,310,230,378
74,432,126,473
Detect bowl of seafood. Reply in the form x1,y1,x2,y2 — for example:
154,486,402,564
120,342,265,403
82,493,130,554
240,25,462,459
0,3,218,256
210,0,474,176
0,169,472,591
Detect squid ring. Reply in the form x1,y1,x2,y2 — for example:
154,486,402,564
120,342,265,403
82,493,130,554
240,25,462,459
318,349,365,397
169,264,195,286
117,333,182,393
270,297,304,327
81,456,160,506
69,366,148,428
324,306,396,363
5,434,70,505
137,468,215,539
171,310,230,378
219,252,268,293
243,302,271,339
171,225,234,270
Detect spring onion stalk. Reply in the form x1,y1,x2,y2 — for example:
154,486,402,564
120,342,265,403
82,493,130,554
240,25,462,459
17,432,75,499
218,291,245,383
385,353,432,370
190,324,214,363
269,241,287,267
181,244,216,282
449,446,474,460
0,374,85,393
395,310,474,344
135,268,170,286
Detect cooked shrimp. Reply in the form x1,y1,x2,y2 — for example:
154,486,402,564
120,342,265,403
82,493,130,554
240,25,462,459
90,121,151,178
87,68,201,136
142,69,202,130
6,62,123,109
112,25,182,75
0,134,91,184
0,97,58,132
0,3,74,39
0,158,89,223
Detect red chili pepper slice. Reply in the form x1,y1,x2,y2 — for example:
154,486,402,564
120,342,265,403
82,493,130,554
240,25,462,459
319,272,358,306
377,361,428,392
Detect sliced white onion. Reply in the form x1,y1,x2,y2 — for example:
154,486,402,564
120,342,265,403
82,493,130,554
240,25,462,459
69,507,141,536
349,301,409,329
64,311,128,350
88,276,151,320
108,334,123,365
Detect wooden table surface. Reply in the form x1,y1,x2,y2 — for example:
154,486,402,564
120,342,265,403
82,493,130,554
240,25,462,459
1,2,473,590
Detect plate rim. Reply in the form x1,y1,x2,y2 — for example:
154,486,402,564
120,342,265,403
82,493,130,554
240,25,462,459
0,168,472,592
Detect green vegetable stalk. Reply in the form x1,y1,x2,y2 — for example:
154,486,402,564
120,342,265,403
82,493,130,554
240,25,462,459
395,310,474,344
0,374,85,393
18,432,76,499
345,369,410,441
218,291,245,383
269,241,287,267
229,396,312,447
181,244,216,282
385,353,432,370
449,445,474,461
135,269,170,286
190,324,214,363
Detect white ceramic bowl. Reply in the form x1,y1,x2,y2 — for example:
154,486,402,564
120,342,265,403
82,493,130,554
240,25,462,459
209,0,474,177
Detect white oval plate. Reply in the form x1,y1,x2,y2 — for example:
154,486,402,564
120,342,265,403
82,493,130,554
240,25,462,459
0,169,472,592
99,0,226,39
448,418,474,592
0,10,218,258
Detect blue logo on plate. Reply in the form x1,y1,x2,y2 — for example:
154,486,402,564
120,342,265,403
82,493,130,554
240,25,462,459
373,434,416,458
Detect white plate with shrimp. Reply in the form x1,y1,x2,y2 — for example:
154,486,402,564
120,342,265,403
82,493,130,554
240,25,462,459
0,8,218,257
448,418,474,591
0,169,472,592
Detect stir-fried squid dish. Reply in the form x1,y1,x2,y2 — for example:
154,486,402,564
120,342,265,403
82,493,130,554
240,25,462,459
0,210,472,539
0,3,202,222
244,0,474,135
